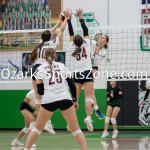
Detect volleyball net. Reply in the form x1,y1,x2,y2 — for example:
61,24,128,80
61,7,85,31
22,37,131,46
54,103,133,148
0,25,150,81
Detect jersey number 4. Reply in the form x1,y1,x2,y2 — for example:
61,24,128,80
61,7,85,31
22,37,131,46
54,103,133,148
75,48,87,61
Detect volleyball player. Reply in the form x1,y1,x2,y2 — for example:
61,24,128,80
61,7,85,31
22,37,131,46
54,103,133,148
139,80,150,106
16,0,23,20
91,32,109,120
29,9,71,119
10,8,17,30
18,7,25,30
39,0,44,12
23,0,28,24
35,6,42,29
67,8,95,132
3,8,9,30
11,89,55,147
24,48,87,150
44,5,51,29
91,33,109,66
28,0,32,6
28,7,34,29
101,81,122,138
7,2,12,14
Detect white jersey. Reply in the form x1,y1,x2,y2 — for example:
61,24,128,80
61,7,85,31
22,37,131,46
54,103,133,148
26,89,36,108
91,40,107,65
36,61,72,104
70,38,92,72
34,37,59,65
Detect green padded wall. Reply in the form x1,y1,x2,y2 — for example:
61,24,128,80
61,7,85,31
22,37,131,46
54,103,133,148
0,89,107,129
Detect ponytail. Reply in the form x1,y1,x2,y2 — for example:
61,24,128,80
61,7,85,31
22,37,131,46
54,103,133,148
30,42,44,63
72,47,82,57
47,56,53,80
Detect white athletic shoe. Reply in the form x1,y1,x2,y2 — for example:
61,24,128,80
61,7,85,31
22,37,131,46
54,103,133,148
101,131,109,138
11,139,24,147
84,118,93,132
112,130,118,139
44,123,56,134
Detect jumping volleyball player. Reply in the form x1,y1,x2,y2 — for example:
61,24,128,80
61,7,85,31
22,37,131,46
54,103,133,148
29,10,71,130
11,89,55,147
91,33,109,120
67,9,104,131
101,81,122,138
24,48,87,150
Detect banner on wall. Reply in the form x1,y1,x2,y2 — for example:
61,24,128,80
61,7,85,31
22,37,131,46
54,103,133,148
139,80,150,126
0,0,62,30
76,12,100,40
141,0,150,4
22,52,66,76
0,52,22,80
0,31,63,51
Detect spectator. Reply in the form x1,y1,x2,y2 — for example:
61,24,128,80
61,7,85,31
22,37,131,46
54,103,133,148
1,0,7,13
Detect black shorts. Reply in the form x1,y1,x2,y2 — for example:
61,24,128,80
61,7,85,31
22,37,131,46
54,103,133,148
73,70,93,84
32,64,41,80
41,99,73,112
20,102,34,113
107,100,121,108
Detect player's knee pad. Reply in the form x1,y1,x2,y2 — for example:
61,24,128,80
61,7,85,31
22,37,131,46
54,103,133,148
72,128,82,137
29,122,36,130
22,127,29,134
105,116,110,123
85,98,94,105
32,126,41,135
111,118,116,124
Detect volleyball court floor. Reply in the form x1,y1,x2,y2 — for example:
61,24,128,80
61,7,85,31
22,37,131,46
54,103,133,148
0,130,150,150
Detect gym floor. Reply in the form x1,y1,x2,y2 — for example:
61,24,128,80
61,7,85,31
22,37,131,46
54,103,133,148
0,131,150,150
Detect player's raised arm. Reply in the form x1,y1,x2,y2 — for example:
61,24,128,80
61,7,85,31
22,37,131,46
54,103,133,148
67,12,74,42
50,14,64,34
75,8,89,39
57,9,72,41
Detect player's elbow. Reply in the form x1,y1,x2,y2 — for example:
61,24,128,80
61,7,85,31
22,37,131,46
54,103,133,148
37,83,44,95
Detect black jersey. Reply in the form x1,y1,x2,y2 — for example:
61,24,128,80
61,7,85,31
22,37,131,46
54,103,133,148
107,85,122,101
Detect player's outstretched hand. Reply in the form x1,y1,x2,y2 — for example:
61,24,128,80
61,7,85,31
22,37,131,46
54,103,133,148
75,8,83,19
64,9,72,20
60,12,65,21
73,102,79,110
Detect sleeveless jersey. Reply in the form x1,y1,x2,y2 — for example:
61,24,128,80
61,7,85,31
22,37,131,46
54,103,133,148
34,37,59,65
70,38,92,72
36,61,72,104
